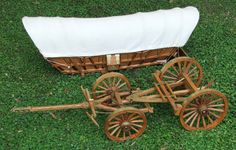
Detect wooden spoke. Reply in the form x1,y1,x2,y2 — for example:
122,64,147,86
115,78,122,87
184,62,192,74
130,115,141,121
166,70,178,78
110,126,120,136
177,61,182,74
109,121,120,125
123,130,126,139
98,85,107,90
207,108,224,112
121,114,125,120
207,98,223,105
115,129,122,137
185,112,197,124
131,120,144,123
209,111,220,118
202,116,206,128
184,107,197,111
190,113,198,127
208,104,224,108
102,81,109,88
132,123,143,128
207,115,214,124
163,75,177,80
172,65,179,75
196,114,201,128
114,117,121,121
182,61,187,72
188,72,198,79
112,77,116,87
180,89,228,131
94,90,106,94
130,126,139,133
160,57,203,92
183,110,196,118
188,66,197,76
108,124,120,130
189,103,198,107
104,107,147,142
127,113,137,120
92,72,131,106
117,82,127,89
96,93,108,99
128,130,132,137
107,77,112,87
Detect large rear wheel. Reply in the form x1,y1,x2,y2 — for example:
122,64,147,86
160,57,203,88
179,89,228,130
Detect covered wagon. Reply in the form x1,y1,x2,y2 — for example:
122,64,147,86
22,6,199,75
13,6,229,142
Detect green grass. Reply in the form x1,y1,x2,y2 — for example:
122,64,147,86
0,0,236,149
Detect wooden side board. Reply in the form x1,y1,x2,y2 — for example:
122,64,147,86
47,47,187,76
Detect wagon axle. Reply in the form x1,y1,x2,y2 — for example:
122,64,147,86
12,57,228,142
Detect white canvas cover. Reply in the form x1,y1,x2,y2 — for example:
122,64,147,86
22,6,199,58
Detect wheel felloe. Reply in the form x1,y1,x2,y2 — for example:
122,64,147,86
104,107,147,142
179,89,228,130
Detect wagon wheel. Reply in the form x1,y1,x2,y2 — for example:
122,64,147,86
104,107,147,142
160,57,203,88
180,89,228,130
92,72,131,106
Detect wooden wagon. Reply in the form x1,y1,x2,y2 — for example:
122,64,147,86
12,57,228,142
22,6,199,75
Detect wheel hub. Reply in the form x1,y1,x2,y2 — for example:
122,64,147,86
121,121,130,132
198,105,209,116
106,87,118,95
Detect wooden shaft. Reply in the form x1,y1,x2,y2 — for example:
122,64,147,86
174,89,191,96
132,97,165,103
166,83,177,99
132,86,208,103
153,71,177,110
137,87,155,96
154,83,166,101
96,104,117,112
114,92,123,105
139,107,154,113
182,73,198,92
137,80,187,97
12,103,89,112
12,95,113,113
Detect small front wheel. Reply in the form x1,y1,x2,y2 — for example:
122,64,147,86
179,89,228,130
92,72,131,106
104,107,147,142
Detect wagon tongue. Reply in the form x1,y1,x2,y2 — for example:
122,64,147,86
11,106,32,112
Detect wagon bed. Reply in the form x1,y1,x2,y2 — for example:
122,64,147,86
47,47,186,75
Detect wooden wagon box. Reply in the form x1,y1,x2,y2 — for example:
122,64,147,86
47,47,186,75
22,6,199,76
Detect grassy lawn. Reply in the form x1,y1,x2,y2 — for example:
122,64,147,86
0,0,235,149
